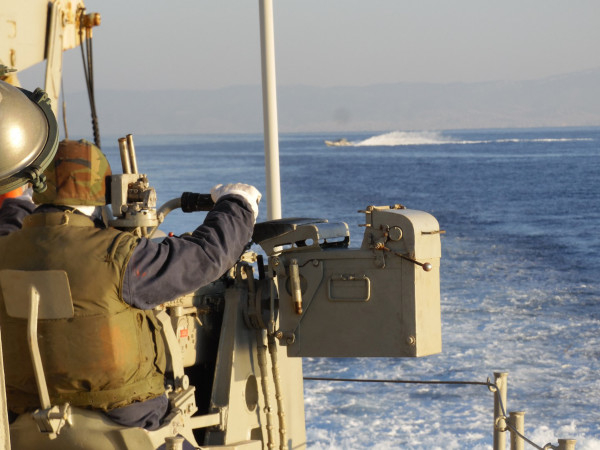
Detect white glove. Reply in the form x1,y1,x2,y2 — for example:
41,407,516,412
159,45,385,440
211,183,261,222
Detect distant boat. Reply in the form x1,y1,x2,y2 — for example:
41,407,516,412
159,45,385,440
324,138,351,147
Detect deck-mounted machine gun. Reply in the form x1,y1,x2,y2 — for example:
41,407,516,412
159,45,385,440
108,134,216,237
108,134,159,235
109,133,443,359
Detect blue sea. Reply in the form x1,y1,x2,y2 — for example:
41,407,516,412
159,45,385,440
104,127,600,449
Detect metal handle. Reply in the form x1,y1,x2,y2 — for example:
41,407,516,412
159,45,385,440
180,192,215,212
327,274,371,302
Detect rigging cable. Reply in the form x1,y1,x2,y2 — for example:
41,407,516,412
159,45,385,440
303,376,557,450
61,76,68,139
78,9,101,148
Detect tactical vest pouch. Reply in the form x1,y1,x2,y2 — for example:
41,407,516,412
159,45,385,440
3,307,165,411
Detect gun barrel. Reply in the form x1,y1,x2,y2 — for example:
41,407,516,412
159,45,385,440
126,134,139,174
118,137,131,174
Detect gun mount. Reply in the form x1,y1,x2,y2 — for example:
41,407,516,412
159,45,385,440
252,206,442,357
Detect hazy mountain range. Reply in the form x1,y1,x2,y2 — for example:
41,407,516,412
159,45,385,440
62,67,600,137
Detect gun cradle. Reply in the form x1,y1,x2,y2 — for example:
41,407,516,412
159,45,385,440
260,206,442,358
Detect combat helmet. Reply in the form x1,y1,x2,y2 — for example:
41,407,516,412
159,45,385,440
0,80,58,194
33,139,111,206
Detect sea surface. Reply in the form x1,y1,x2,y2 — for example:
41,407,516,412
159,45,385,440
104,127,600,449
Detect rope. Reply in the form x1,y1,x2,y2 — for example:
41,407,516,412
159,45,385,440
78,9,101,148
268,334,287,450
303,376,556,450
256,331,275,449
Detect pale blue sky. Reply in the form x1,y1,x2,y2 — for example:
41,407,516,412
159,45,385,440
22,0,600,92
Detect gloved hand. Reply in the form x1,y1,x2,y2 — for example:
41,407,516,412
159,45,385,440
210,183,262,222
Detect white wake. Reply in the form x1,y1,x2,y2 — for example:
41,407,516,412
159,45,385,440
347,131,594,147
353,131,455,146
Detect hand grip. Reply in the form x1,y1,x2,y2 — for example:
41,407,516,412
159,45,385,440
180,192,215,212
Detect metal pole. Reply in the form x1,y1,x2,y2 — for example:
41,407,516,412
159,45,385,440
258,0,282,220
44,0,64,118
508,411,525,450
0,329,12,449
557,439,576,450
493,372,508,450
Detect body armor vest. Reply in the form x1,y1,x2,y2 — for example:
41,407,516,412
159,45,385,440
0,211,166,411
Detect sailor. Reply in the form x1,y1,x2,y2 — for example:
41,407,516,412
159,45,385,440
0,139,260,430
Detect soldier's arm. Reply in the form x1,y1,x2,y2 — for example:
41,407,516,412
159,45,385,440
0,198,36,236
121,195,254,309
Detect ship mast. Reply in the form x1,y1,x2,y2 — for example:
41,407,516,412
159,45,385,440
259,0,282,220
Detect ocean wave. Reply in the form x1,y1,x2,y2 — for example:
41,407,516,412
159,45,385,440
349,131,594,147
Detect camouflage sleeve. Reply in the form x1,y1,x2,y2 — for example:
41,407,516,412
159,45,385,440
121,195,254,309
0,198,36,236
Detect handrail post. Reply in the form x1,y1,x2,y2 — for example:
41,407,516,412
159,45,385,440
508,411,525,450
557,439,576,450
493,372,508,450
